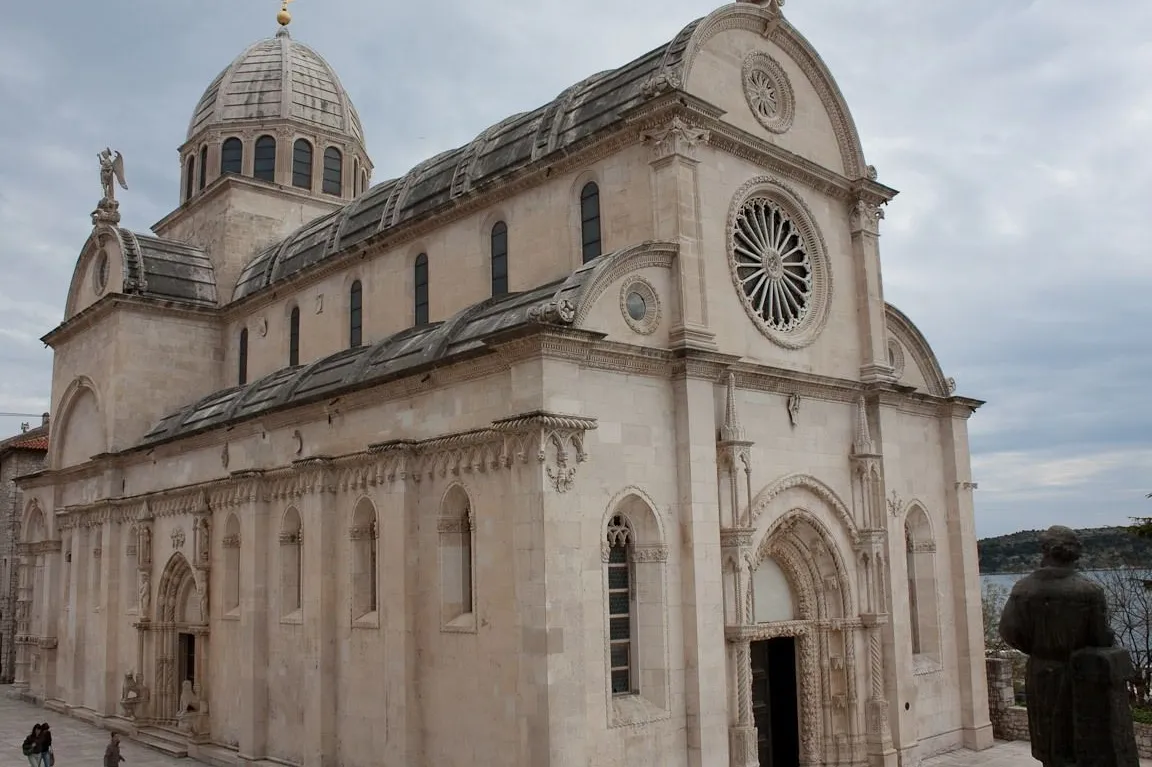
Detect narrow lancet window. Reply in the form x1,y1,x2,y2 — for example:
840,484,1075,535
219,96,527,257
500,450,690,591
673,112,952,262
414,254,429,326
580,182,602,263
490,221,508,296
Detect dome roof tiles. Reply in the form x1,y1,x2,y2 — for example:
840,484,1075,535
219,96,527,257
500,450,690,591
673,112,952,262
188,32,364,145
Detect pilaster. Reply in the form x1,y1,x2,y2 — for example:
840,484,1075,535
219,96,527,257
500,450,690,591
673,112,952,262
672,356,730,767
644,117,716,352
298,459,338,766
848,190,895,384
100,520,121,715
238,480,270,764
379,449,417,766
849,397,898,767
69,527,86,699
940,408,994,750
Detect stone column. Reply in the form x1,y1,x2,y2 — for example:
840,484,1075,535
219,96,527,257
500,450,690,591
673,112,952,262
672,357,733,767
298,459,337,767
237,475,270,764
643,116,716,352
940,404,994,750
848,192,895,383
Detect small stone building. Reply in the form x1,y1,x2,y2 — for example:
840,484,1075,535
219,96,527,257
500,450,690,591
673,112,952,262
14,2,994,766
0,417,49,683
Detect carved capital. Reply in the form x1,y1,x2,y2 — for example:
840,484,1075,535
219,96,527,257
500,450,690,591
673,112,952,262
849,198,885,235
642,116,710,162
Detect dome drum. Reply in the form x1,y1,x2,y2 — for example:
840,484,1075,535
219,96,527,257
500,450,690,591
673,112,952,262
181,31,371,205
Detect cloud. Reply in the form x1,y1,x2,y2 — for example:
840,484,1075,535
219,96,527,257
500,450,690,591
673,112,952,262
0,0,1148,538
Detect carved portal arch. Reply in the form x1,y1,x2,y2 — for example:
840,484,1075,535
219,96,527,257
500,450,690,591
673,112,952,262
157,552,198,625
749,473,859,547
753,507,854,621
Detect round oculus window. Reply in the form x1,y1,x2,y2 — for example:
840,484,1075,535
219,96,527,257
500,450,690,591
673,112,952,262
741,52,795,135
93,250,109,295
625,291,646,321
619,277,660,335
727,179,831,349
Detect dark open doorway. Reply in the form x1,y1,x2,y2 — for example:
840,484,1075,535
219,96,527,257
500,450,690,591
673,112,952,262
178,632,196,685
750,636,800,767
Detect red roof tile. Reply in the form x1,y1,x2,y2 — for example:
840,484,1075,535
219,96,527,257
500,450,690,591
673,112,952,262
11,435,48,451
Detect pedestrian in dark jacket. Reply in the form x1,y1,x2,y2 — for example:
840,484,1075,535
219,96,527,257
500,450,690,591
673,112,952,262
104,732,125,767
21,724,41,767
35,723,52,767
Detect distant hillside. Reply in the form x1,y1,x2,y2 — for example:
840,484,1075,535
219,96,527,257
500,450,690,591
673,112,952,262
978,526,1152,574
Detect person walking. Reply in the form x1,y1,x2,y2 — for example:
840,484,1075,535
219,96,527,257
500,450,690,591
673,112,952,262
21,724,41,767
104,732,125,767
35,723,53,767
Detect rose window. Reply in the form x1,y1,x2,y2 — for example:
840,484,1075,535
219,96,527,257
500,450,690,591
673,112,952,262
732,197,812,332
746,69,779,121
741,52,794,134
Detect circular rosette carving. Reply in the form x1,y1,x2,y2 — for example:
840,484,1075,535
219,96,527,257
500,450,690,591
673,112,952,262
727,178,831,349
742,52,795,135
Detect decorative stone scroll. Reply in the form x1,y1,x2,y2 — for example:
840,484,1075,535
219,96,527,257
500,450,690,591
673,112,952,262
631,544,669,563
526,299,576,325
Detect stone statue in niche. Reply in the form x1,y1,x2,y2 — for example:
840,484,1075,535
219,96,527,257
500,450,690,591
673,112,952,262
139,572,151,617
999,525,1139,767
139,526,152,565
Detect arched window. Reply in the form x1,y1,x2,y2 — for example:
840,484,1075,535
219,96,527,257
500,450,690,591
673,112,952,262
413,254,429,326
350,499,378,620
280,508,302,616
185,155,195,202
292,139,313,190
605,513,634,694
601,494,670,714
349,280,363,348
439,486,474,628
580,181,602,263
490,221,508,296
323,147,343,196
905,506,940,664
198,145,208,190
288,306,300,366
223,514,241,614
238,327,249,385
254,135,276,182
221,137,243,176
353,159,360,195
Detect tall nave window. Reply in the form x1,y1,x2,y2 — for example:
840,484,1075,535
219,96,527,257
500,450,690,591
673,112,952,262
580,181,602,263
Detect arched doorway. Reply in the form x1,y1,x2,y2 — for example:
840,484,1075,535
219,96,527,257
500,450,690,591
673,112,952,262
739,508,860,766
151,553,208,726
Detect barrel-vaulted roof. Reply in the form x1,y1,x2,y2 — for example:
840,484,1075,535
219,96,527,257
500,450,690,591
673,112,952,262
230,19,702,302
188,29,365,145
139,241,656,448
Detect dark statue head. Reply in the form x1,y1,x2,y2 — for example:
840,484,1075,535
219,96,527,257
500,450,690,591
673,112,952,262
1040,525,1082,567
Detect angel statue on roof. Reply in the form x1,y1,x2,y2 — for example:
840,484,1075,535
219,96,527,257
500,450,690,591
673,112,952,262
98,147,128,203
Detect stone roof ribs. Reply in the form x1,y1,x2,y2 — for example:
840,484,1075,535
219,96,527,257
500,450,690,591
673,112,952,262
139,240,668,448
231,19,702,303
110,229,218,308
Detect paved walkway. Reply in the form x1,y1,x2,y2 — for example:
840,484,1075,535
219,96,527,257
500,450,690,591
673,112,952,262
0,690,1146,767
0,691,183,767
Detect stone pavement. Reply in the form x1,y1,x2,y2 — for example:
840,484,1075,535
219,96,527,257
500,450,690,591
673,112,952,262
0,690,1148,767
0,691,183,767
924,738,1152,767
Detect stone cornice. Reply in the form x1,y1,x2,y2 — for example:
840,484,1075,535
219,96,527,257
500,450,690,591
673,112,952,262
42,294,218,348
52,409,600,526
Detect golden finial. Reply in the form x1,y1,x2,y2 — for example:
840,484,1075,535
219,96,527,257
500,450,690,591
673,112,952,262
277,0,294,27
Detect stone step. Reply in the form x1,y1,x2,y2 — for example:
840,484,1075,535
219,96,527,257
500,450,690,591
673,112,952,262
195,743,239,767
135,727,188,758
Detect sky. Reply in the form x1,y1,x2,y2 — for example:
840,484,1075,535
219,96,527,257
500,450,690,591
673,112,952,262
0,0,1149,539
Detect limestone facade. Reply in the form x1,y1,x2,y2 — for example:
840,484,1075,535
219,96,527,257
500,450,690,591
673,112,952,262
16,2,994,766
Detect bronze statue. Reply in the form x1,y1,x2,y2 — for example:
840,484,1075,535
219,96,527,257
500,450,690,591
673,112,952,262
999,525,1114,767
98,148,127,202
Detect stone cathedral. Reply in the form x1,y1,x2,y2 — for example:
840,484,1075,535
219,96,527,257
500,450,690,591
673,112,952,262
11,1,994,766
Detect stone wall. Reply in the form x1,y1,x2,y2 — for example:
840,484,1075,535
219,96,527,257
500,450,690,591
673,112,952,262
986,656,1152,757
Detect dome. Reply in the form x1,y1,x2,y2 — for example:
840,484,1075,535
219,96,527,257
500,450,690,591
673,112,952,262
187,29,364,145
